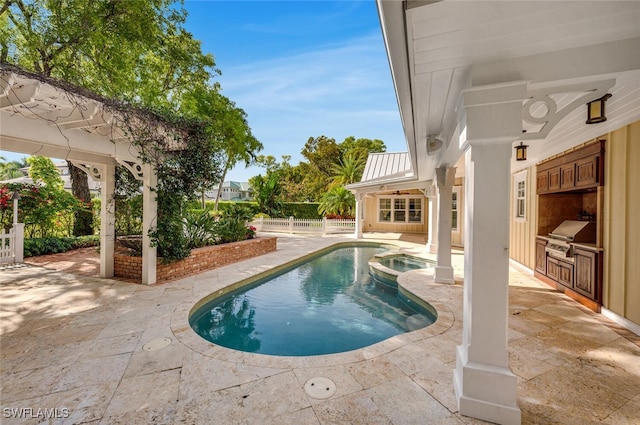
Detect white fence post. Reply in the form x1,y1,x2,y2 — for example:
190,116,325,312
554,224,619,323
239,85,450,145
13,223,24,263
289,216,294,234
322,217,327,236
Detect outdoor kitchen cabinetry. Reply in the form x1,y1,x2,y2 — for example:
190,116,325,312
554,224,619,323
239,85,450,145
536,141,604,194
547,257,573,288
573,246,602,302
535,237,547,274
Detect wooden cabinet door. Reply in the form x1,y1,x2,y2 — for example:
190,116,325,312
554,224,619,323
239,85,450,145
560,164,575,189
547,257,559,281
535,239,547,274
574,248,597,299
558,261,574,288
548,167,561,191
575,155,599,188
537,171,549,194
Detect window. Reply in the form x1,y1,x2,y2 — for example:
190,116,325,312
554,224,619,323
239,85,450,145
514,170,527,221
379,198,391,222
394,198,406,222
408,198,422,222
451,187,460,232
378,196,423,223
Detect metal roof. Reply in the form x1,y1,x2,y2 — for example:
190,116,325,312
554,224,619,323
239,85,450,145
360,152,412,182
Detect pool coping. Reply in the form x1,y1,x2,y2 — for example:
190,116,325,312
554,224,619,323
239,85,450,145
170,240,460,369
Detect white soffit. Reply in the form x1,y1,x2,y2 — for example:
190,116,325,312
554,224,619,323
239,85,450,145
380,0,640,180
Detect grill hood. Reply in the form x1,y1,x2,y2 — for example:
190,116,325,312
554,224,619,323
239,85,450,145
549,220,596,242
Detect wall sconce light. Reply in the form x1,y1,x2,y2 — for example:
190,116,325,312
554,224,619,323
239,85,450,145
515,141,528,161
426,135,443,155
586,93,612,124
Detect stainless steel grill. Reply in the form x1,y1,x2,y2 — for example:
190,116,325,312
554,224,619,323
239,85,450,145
545,220,596,259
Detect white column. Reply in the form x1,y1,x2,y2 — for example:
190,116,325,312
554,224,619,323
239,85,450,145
425,185,438,254
13,223,24,263
142,164,157,285
434,167,456,283
355,192,364,239
100,163,115,278
453,81,525,425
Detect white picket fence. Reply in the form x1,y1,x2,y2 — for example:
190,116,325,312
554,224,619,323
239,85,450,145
0,224,24,264
251,217,355,235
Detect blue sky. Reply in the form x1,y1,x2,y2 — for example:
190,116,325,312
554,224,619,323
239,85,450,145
2,1,407,182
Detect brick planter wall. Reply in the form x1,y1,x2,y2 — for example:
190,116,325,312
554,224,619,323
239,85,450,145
114,237,277,283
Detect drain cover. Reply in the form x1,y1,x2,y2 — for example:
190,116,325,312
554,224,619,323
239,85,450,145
142,337,172,351
304,377,336,399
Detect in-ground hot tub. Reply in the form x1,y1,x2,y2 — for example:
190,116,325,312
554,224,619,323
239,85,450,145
368,252,435,287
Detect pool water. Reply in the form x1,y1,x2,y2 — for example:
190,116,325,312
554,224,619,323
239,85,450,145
190,245,436,356
378,255,433,272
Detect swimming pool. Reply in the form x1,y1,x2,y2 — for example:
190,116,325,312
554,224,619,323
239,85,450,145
189,244,436,356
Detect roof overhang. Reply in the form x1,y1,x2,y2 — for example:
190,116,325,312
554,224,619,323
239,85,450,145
377,0,640,180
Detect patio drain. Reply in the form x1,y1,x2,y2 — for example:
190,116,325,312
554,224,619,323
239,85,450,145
304,377,336,399
142,337,172,351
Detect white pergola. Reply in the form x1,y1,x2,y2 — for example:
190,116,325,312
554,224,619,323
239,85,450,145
0,68,159,284
371,1,640,424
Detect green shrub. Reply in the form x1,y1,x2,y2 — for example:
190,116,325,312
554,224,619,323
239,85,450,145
183,210,218,248
24,235,99,257
281,202,322,219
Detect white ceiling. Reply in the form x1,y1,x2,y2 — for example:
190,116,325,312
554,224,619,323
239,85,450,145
378,0,640,180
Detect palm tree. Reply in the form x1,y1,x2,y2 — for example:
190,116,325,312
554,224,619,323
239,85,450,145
0,157,28,180
329,153,366,188
318,186,355,218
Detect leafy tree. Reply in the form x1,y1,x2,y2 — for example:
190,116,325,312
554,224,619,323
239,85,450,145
339,137,386,161
1,0,223,254
27,156,63,189
318,186,355,218
22,156,80,237
183,89,262,209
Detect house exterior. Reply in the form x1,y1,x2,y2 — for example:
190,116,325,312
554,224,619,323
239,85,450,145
352,2,640,424
204,181,252,201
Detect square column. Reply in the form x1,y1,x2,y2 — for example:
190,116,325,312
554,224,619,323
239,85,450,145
100,164,115,278
142,164,157,285
434,167,456,283
454,143,520,424
425,185,438,254
355,192,365,239
453,81,526,425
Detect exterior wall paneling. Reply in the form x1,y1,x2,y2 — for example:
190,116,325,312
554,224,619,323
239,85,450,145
604,121,640,326
509,166,537,269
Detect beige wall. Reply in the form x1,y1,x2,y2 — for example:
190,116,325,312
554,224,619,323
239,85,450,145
509,167,538,269
361,185,465,245
603,121,640,326
363,190,428,234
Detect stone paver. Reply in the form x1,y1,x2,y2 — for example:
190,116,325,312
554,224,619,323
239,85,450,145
1,234,639,424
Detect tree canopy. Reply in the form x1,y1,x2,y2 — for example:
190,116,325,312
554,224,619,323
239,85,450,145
249,135,385,217
1,0,262,261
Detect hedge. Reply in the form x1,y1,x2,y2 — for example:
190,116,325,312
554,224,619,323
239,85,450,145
184,200,322,219
24,235,100,257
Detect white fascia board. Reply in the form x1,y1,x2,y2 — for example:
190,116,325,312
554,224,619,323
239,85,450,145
1,110,138,162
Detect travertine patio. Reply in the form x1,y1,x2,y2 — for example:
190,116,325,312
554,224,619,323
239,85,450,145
1,234,638,424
